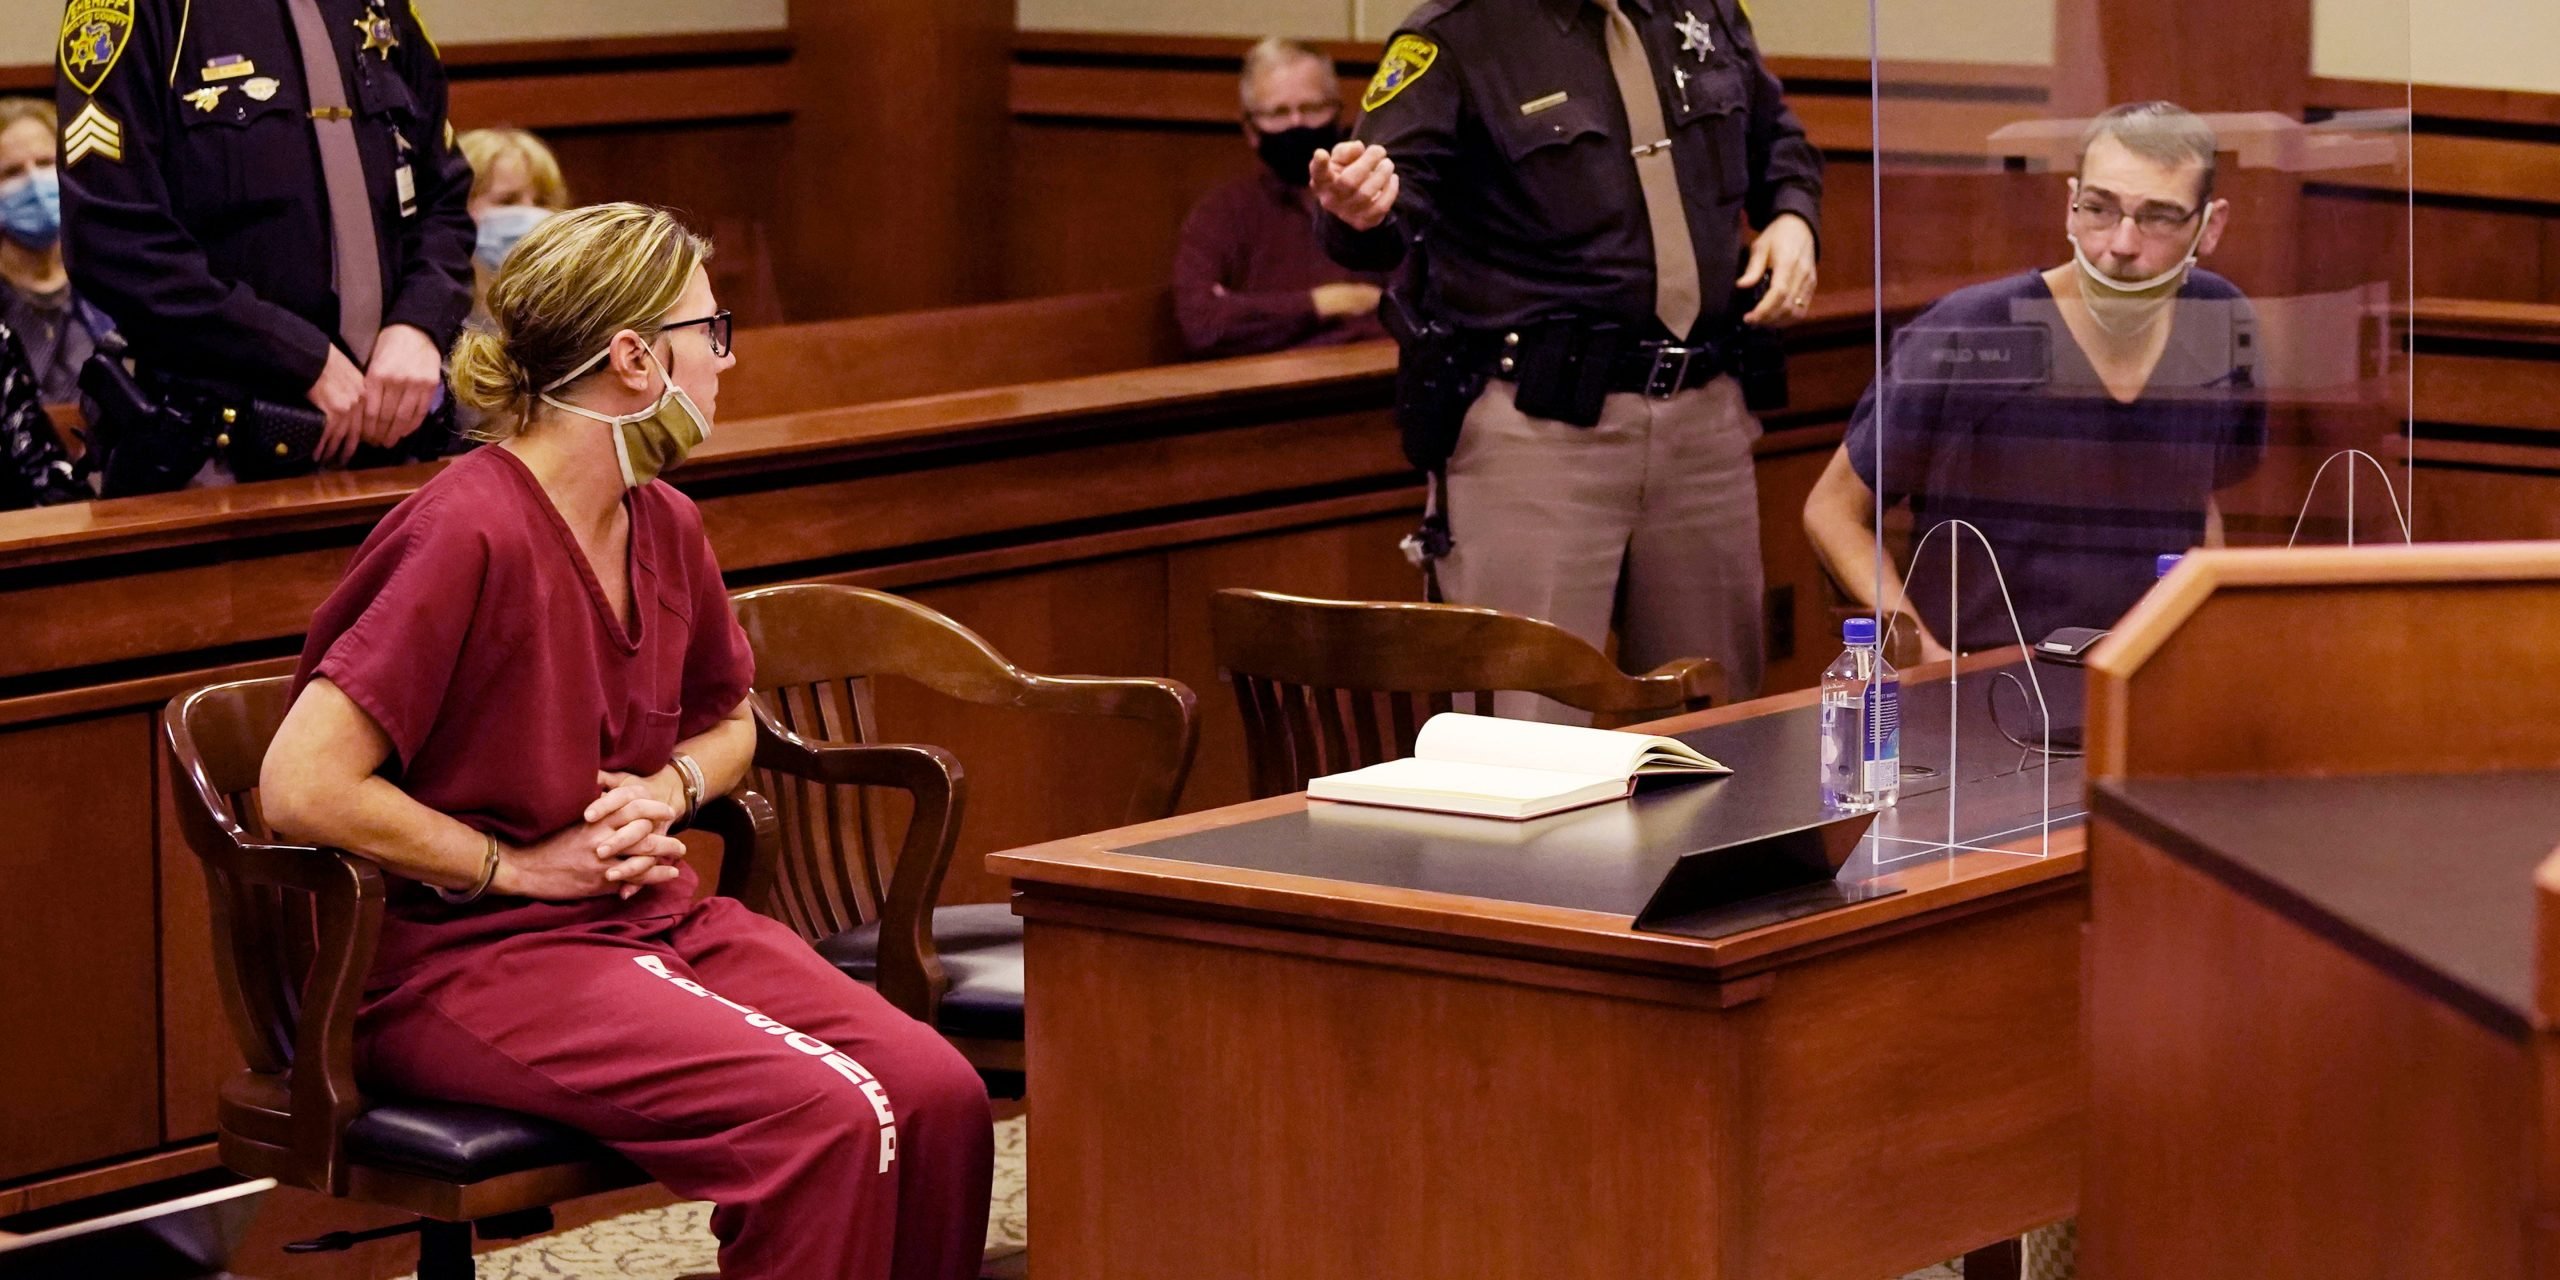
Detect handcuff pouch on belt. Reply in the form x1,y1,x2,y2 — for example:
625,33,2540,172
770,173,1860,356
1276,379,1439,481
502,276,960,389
1507,322,1636,428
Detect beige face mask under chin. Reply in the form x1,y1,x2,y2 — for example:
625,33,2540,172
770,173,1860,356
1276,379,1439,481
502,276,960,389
2068,201,2210,337
539,338,712,488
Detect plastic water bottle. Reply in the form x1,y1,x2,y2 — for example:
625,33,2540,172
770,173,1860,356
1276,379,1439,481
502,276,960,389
1820,617,1900,813
2157,553,2183,578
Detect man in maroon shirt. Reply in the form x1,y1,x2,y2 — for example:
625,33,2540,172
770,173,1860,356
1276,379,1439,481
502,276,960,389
1172,38,1392,358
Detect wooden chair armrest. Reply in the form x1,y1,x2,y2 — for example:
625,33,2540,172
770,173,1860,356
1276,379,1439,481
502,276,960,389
204,840,384,1196
686,789,781,912
1639,655,1729,712
751,706,966,1023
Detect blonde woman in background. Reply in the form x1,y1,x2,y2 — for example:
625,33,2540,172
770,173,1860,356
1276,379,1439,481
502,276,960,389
260,203,994,1280
454,127,573,438
459,126,573,282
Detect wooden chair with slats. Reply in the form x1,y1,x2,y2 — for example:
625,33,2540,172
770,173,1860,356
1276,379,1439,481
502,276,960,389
730,583,1199,1093
164,676,780,1280
1209,589,1728,798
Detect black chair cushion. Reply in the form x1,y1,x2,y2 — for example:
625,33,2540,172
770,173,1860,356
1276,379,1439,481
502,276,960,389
343,1100,619,1182
815,902,1023,1041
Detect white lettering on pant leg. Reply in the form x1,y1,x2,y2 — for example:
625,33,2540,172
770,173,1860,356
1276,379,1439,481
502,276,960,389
857,1080,893,1125
629,955,900,1174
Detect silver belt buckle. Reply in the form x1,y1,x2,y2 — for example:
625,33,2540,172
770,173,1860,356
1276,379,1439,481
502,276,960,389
1644,344,1698,399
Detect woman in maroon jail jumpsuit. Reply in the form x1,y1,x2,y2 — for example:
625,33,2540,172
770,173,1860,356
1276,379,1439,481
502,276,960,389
259,204,992,1280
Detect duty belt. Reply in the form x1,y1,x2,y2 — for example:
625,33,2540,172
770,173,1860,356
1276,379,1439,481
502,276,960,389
1484,322,1736,400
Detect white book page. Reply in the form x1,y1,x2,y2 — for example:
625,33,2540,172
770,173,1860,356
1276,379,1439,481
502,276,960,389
1409,713,1724,778
1311,757,1620,803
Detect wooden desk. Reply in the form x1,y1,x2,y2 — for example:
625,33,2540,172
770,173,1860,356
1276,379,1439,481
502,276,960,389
989,664,2089,1280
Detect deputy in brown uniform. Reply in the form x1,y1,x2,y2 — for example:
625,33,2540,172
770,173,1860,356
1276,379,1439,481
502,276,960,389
1315,0,1822,707
56,0,473,494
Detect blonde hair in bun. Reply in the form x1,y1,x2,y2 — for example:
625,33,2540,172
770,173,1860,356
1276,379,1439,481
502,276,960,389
449,202,710,440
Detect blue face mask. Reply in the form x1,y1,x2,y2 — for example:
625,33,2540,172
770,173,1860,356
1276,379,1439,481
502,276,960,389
0,166,60,252
474,204,552,273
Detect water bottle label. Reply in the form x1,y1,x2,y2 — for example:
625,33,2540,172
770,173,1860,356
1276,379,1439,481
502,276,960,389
1862,678,1900,791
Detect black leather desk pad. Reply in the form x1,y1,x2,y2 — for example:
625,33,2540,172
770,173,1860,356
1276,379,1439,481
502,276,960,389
1127,673,2086,920
2094,772,2560,1039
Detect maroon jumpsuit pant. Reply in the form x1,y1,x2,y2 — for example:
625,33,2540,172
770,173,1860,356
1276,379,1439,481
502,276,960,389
358,896,994,1280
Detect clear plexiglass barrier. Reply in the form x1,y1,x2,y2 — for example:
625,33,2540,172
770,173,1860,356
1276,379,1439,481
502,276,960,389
1819,0,2411,872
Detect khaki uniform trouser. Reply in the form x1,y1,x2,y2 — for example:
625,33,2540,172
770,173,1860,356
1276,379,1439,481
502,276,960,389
1436,374,1766,722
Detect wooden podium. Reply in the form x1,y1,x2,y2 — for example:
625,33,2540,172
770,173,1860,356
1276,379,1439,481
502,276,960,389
2081,544,2560,1279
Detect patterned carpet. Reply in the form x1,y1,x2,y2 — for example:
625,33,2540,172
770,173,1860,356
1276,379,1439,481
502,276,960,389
394,1116,1026,1280
399,1113,1969,1278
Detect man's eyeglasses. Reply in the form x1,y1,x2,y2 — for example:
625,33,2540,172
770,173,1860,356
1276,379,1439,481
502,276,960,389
662,310,733,358
1245,100,1340,130
2070,199,2202,240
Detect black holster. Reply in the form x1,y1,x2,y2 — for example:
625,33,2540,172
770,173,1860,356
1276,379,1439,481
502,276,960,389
82,350,208,498
1384,296,1486,475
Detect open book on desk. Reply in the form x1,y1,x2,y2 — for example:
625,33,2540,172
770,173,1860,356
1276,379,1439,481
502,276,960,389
1306,712,1730,820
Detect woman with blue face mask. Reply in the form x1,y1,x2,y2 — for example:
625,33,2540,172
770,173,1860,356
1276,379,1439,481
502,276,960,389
459,128,572,286
454,128,571,440
0,97,110,412
0,97,96,508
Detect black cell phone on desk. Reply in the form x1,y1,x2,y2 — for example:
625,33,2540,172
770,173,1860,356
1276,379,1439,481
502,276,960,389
2031,627,2110,667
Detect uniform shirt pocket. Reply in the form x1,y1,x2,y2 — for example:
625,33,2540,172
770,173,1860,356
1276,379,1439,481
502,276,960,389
1495,96,1627,242
1670,61,1751,201
172,91,310,226
352,63,418,122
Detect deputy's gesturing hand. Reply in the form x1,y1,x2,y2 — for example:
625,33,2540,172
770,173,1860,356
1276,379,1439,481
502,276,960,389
1311,141,1400,233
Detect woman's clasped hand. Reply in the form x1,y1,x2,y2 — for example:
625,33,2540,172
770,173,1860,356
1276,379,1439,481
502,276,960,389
494,771,691,901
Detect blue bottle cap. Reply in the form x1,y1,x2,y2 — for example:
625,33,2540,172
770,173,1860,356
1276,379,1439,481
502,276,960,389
2156,553,2184,579
1843,616,1879,646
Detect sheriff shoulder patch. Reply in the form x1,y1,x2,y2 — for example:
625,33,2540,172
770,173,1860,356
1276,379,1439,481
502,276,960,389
1363,34,1438,114
59,0,136,98
64,100,125,166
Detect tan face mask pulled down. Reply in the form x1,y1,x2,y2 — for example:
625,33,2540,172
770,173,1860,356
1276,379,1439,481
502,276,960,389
539,339,711,488
2067,216,2207,338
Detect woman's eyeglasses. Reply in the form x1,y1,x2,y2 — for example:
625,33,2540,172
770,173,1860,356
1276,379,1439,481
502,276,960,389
662,310,733,358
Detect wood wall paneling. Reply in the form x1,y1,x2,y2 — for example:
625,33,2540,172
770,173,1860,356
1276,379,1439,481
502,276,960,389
897,557,1173,906
1755,434,1849,695
0,715,162,1183
783,0,1015,318
530,123,797,329
716,291,1187,421
1004,120,1258,300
